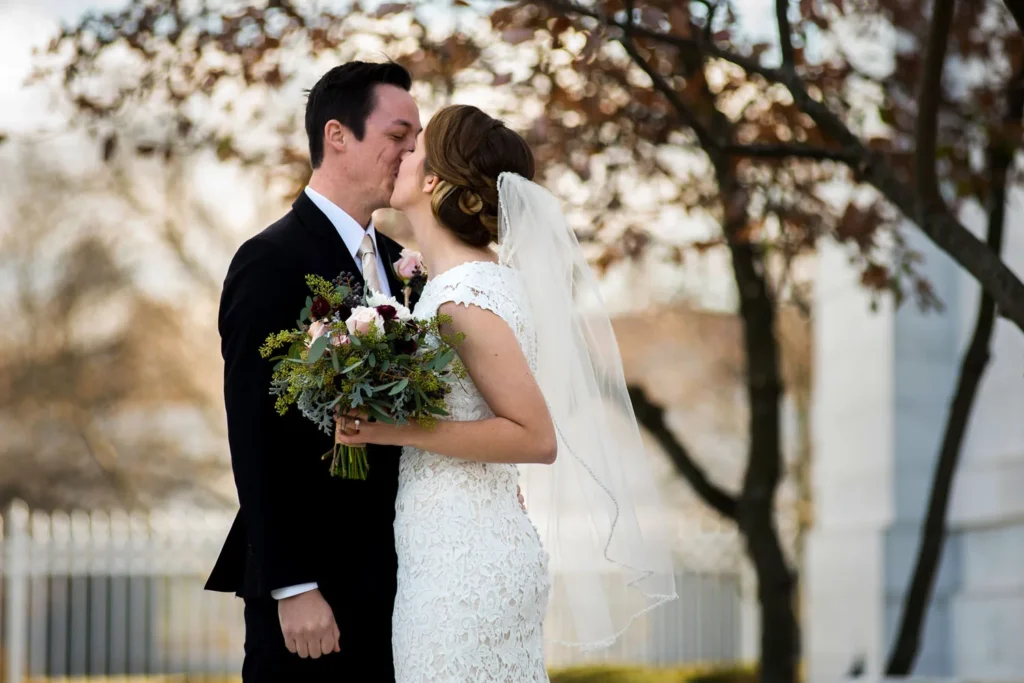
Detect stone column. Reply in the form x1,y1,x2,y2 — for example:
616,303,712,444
806,198,1024,681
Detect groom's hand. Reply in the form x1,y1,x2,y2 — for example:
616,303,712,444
278,589,340,659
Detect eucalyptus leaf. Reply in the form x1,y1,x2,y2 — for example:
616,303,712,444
307,335,330,363
343,359,364,374
389,378,409,395
367,404,396,424
434,349,455,370
331,352,340,372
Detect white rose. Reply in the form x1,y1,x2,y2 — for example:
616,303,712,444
365,292,413,321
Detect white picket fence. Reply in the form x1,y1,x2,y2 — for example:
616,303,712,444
0,501,744,680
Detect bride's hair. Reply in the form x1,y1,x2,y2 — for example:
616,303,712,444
423,105,535,247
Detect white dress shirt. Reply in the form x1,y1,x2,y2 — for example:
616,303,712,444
270,188,393,602
303,186,392,298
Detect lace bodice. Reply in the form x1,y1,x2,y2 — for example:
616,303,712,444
392,261,550,683
416,260,539,406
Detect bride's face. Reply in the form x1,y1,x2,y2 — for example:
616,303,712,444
390,130,435,211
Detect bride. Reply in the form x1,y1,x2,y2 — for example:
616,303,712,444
334,104,676,682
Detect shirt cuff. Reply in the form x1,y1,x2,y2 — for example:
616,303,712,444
271,582,319,600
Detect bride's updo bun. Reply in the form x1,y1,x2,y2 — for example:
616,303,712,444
424,105,535,248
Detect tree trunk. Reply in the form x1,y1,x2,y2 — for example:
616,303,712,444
885,67,1020,676
716,161,797,683
610,12,799,678
729,238,797,683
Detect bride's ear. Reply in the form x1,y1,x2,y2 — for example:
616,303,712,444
422,174,439,195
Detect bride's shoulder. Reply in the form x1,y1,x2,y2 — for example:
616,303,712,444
424,260,526,312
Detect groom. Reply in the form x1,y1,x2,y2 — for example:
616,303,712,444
205,61,421,681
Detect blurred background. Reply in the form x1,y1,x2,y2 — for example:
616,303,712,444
0,0,1022,681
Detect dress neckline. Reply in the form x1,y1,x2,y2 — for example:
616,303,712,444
422,260,508,294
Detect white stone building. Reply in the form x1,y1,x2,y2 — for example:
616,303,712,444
807,201,1024,680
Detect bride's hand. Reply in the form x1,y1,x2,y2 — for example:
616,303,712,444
334,408,365,438
334,410,411,448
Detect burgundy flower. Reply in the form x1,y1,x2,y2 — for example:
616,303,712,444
376,304,397,321
395,337,419,355
310,296,330,319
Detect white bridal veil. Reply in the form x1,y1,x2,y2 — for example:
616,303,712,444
496,172,677,649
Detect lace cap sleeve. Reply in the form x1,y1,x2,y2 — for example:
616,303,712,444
425,262,535,368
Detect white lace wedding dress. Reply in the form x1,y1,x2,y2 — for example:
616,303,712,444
392,261,551,683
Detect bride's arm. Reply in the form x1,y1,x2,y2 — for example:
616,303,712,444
337,302,557,465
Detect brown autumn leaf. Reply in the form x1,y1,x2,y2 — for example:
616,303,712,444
374,3,410,18
860,263,890,291
502,27,536,45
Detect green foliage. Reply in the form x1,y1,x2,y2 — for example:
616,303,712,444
304,273,341,304
264,273,466,443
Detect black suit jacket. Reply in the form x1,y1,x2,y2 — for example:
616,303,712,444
206,191,407,670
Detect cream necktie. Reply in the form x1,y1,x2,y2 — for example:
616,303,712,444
358,233,382,294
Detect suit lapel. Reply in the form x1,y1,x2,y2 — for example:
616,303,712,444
293,192,413,303
292,190,363,286
376,233,406,303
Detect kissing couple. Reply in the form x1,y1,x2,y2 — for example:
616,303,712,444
205,60,676,683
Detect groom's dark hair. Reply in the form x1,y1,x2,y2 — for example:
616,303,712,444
305,61,413,168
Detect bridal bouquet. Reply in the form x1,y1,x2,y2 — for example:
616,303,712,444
259,264,463,479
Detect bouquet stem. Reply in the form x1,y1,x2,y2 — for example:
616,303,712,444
327,442,369,480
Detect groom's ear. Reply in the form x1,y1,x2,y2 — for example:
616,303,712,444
323,120,348,155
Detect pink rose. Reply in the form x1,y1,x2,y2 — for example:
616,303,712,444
307,320,329,347
393,249,424,281
346,306,384,336
331,334,350,347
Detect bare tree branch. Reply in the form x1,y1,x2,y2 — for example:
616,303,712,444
915,0,956,209
53,403,140,509
615,2,719,154
541,0,1024,334
627,385,738,521
776,0,795,66
885,63,1021,677
724,142,859,163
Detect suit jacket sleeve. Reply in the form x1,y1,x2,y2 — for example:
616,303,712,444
219,237,317,594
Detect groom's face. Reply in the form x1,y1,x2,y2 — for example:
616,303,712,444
345,84,421,210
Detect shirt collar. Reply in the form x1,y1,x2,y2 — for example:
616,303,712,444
304,186,377,263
